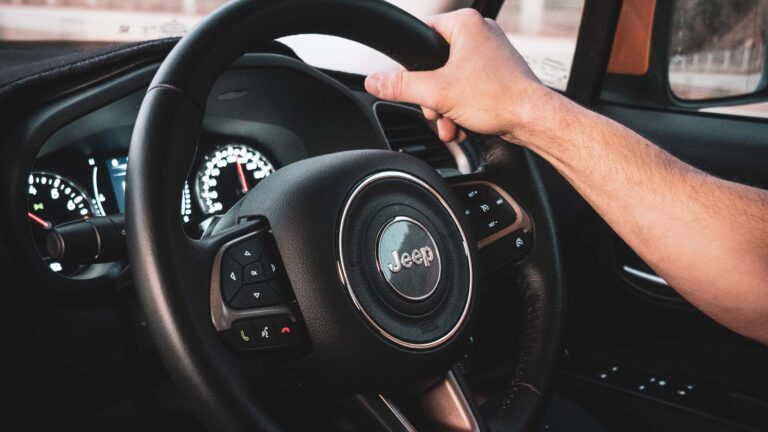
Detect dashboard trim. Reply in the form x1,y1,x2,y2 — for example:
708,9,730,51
372,101,472,175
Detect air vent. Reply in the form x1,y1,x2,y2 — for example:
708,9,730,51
375,103,458,171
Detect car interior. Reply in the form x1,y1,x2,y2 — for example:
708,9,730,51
0,0,766,431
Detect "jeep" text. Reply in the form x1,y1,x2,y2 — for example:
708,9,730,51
387,246,434,273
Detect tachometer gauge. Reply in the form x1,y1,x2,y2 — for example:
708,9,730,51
181,182,192,223
195,144,275,214
27,172,102,274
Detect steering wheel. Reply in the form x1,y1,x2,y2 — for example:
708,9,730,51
126,0,564,431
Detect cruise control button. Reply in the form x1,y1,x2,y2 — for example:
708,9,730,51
228,236,265,266
488,189,516,214
244,262,266,283
220,256,243,303
477,201,494,216
477,211,517,239
454,185,485,202
477,216,502,238
230,282,283,309
232,320,257,349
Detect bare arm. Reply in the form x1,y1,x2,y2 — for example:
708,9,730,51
365,9,768,344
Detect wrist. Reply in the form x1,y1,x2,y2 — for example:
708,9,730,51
500,85,581,151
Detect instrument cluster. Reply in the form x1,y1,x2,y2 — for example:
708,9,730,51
29,141,276,275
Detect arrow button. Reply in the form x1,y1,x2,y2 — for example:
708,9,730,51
227,236,265,265
230,282,284,309
220,256,243,303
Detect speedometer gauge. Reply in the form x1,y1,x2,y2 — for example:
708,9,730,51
27,172,102,274
195,144,275,214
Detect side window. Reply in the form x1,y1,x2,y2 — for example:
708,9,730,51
495,0,586,91
668,0,768,118
669,0,767,100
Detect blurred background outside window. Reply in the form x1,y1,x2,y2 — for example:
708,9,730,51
670,0,767,100
669,0,768,118
0,0,585,90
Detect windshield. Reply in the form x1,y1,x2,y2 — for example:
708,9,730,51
0,1,472,42
0,0,584,87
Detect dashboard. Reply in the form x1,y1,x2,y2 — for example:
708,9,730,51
21,53,466,284
30,138,277,275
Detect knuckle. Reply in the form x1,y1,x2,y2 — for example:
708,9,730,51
393,70,406,99
424,77,447,110
379,72,400,99
457,8,483,24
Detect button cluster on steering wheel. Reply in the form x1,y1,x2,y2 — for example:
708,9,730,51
453,184,518,239
232,315,299,350
220,233,291,309
451,181,534,274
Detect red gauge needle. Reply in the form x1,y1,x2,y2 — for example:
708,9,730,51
28,212,51,229
236,158,249,193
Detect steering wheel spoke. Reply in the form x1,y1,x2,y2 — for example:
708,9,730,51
447,178,534,279
417,370,483,432
359,369,483,432
198,218,307,353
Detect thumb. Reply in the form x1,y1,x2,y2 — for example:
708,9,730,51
365,69,443,111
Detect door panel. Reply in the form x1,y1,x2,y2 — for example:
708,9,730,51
546,89,768,432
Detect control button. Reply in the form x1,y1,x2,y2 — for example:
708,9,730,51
488,189,516,214
508,230,533,257
273,316,299,345
232,320,257,349
260,246,286,281
220,256,243,303
252,318,278,347
454,186,485,202
228,236,265,266
477,201,494,216
244,262,266,284
484,217,502,233
477,211,517,238
230,282,284,309
479,229,534,274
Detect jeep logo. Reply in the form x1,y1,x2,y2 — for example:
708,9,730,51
376,217,441,300
387,246,435,273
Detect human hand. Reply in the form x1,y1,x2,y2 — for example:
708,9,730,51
365,9,557,146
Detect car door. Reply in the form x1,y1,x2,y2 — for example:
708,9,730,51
524,0,768,431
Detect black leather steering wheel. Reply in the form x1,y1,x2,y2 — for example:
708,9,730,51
126,1,564,431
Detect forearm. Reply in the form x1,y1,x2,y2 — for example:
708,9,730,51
517,91,768,343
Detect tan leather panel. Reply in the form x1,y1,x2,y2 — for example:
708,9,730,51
608,0,657,75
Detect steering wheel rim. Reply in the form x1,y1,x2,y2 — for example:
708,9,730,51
126,1,563,431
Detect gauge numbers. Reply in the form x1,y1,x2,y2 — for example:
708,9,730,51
181,182,192,223
27,172,101,274
195,144,275,214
